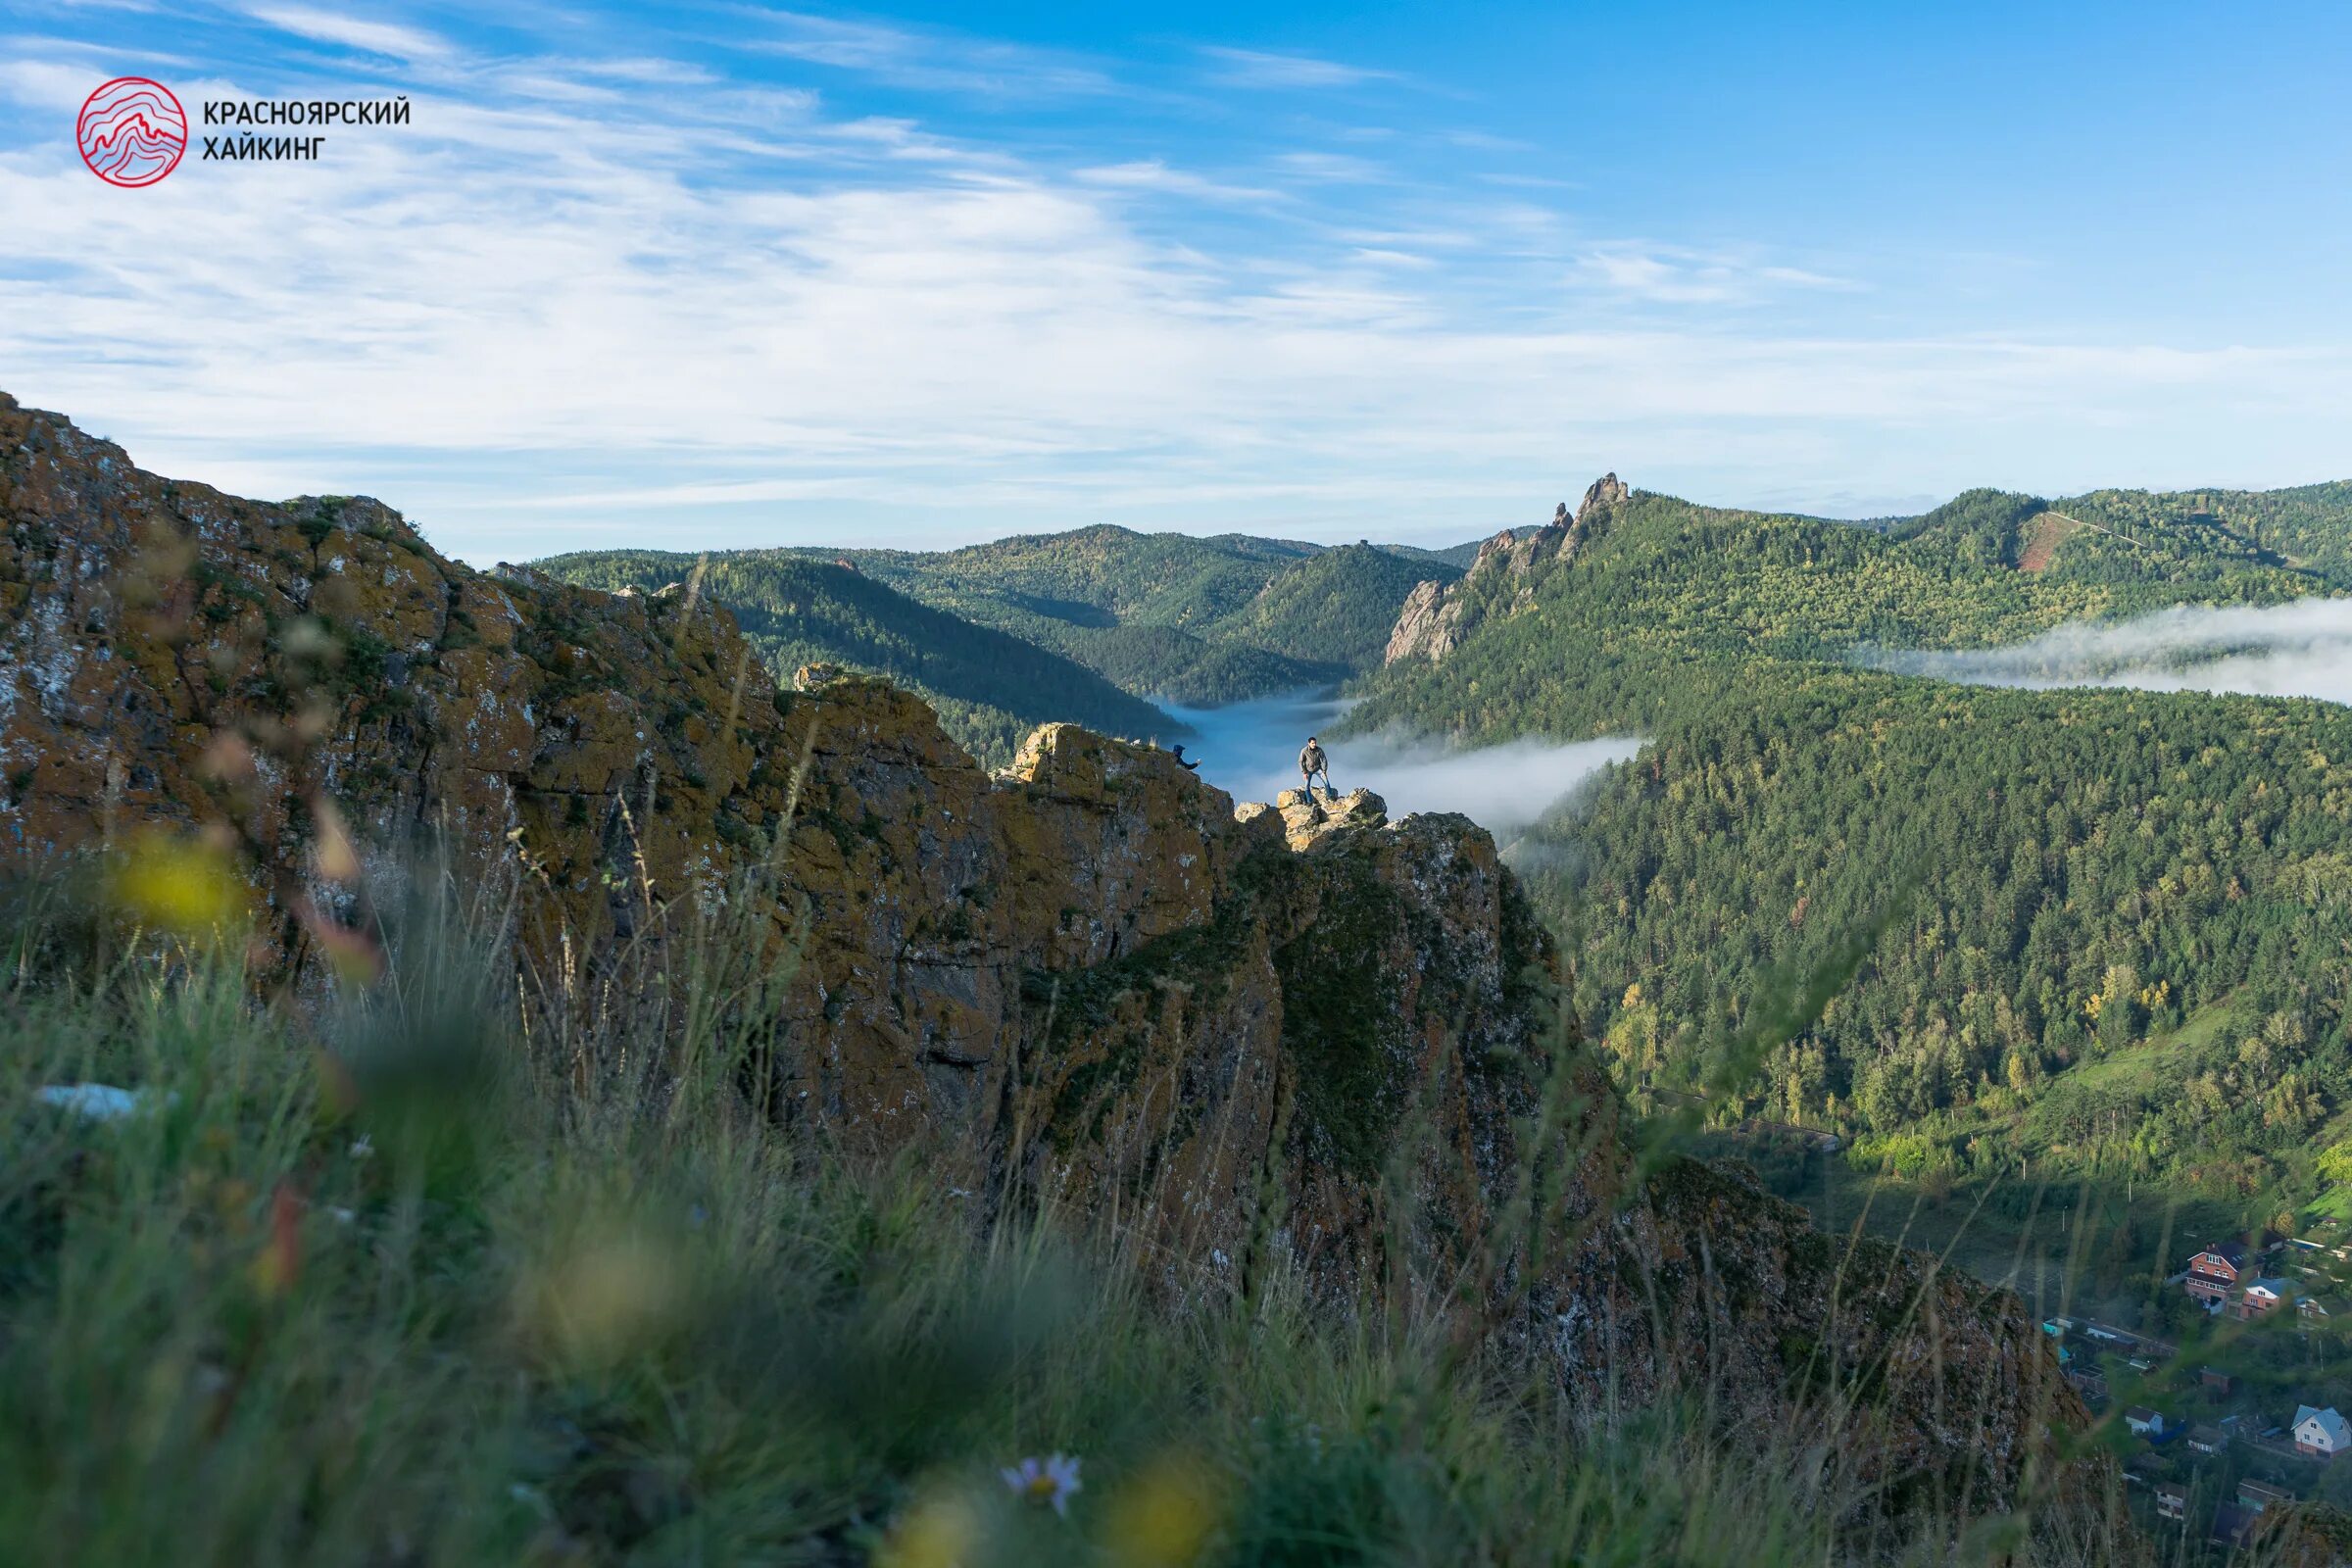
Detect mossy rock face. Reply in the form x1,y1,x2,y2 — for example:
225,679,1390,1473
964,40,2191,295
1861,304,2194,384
0,389,2100,1532
1275,848,1410,1178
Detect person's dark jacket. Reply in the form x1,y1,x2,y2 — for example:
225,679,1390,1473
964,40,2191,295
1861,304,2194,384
1298,743,1327,776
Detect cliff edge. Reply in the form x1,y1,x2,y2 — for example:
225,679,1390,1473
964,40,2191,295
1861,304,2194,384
1,399,2086,1524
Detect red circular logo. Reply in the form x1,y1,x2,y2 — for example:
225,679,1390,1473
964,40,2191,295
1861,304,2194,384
77,77,187,187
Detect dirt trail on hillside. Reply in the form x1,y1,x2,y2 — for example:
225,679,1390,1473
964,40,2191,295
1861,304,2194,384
2017,510,2081,572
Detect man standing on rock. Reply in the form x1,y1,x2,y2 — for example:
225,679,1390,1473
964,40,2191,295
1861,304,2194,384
1298,736,1332,800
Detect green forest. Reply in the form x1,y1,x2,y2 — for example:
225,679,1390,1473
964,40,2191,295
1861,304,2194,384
549,482,2352,1238
765,527,1456,703
1348,484,2352,1219
540,530,1458,760
2062,481,2352,582
529,551,1174,767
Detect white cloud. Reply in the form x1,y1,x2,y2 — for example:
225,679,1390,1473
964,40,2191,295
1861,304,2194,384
1074,159,1279,204
1338,225,1477,250
0,57,121,109
1576,247,1855,305
2,29,2349,564
1271,150,1383,183
1199,46,1393,89
741,9,1112,97
245,5,453,62
1869,599,2352,707
1444,128,1532,152
0,31,199,69
562,56,717,85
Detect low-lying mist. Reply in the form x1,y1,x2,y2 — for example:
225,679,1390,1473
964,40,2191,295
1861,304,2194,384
1157,692,1641,837
1864,597,2352,707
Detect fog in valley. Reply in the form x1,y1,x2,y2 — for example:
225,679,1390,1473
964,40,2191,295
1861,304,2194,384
1867,597,2352,706
1157,692,1642,837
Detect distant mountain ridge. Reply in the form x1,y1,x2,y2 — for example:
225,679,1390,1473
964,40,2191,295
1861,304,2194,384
535,473,2350,775
527,548,1172,767
539,525,1464,760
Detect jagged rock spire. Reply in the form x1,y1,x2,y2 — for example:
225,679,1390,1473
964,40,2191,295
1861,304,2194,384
1576,471,1629,522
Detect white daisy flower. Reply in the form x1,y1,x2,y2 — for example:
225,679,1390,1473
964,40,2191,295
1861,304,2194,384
1000,1452,1082,1516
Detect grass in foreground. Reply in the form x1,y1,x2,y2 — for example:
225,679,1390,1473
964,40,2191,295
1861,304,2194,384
0,871,2179,1568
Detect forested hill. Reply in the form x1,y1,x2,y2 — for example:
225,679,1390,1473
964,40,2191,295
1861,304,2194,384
542,526,1462,713
764,526,1463,703
529,550,1173,767
1349,481,2352,1206
2049,479,2352,582
1208,542,1455,672
1383,538,1487,570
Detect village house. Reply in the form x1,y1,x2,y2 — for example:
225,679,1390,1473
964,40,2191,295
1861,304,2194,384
2211,1503,2257,1548
2238,1478,2295,1512
2294,1405,2351,1457
2237,1277,2294,1319
2200,1366,2234,1394
2184,1242,2253,1304
2125,1407,2171,1440
2155,1483,2187,1521
2186,1423,2228,1456
2300,1296,2344,1323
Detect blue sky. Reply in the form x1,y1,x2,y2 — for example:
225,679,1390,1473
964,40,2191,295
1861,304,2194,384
4,1,2350,562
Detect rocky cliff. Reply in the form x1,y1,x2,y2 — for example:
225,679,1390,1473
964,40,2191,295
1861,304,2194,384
2,400,2086,1525
1384,472,1630,665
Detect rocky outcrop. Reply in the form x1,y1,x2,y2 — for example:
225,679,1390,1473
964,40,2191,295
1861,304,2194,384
1381,577,1470,664
2,401,2087,1525
1240,783,1388,850
675,676,2090,1513
1578,470,1630,520
0,392,799,977
1383,475,1631,664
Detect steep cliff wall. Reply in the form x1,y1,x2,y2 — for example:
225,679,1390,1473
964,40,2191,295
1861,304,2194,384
2,397,2082,1521
1384,472,1630,665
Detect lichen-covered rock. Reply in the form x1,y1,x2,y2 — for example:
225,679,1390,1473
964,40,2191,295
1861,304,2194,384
0,391,791,973
1265,785,1385,849
1,398,2092,1528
